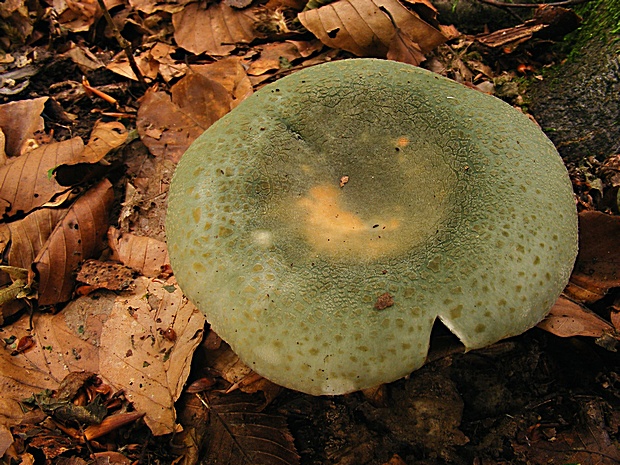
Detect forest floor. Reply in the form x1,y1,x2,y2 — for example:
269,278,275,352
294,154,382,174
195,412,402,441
0,0,619,464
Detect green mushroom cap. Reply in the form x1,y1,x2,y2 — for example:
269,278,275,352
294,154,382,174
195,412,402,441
166,58,578,395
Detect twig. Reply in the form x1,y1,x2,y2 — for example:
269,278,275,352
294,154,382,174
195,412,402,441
96,0,147,88
478,0,590,8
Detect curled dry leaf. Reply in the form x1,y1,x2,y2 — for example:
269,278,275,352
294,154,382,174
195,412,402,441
34,179,114,306
565,211,620,303
0,96,47,158
173,2,258,56
137,74,232,161
99,277,205,435
108,227,170,278
298,0,448,58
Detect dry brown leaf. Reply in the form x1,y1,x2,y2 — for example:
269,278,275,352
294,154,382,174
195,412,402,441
52,0,100,33
0,292,115,429
129,0,192,14
287,39,324,57
107,49,160,82
298,0,448,57
386,23,426,66
192,57,253,103
539,296,617,339
565,211,620,303
80,121,127,164
0,207,65,270
64,43,105,73
173,2,258,56
76,259,136,292
149,42,187,82
246,42,303,75
205,338,282,402
0,276,204,440
99,277,205,435
200,391,300,465
34,179,114,306
0,97,47,158
0,138,83,218
0,121,125,218
108,227,170,278
107,42,186,83
137,74,232,161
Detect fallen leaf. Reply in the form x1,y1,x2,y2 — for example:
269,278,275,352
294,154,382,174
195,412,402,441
173,2,258,56
539,296,617,340
52,0,99,33
108,227,170,278
0,276,205,439
200,391,300,465
99,278,205,435
565,211,620,303
129,0,192,14
0,208,65,270
79,121,128,163
137,74,232,161
192,57,253,103
511,398,620,465
298,0,448,57
34,179,114,306
0,293,115,429
476,6,581,53
246,42,302,75
0,97,47,158
76,259,136,292
0,121,125,219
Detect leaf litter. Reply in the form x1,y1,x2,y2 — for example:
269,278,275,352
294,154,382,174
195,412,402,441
0,0,618,463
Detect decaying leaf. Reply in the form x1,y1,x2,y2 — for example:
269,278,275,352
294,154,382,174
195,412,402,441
76,259,137,292
52,0,100,33
173,2,258,56
129,0,193,14
539,296,618,343
0,121,126,219
200,391,300,465
205,338,282,402
511,398,620,465
0,97,47,158
137,74,233,161
246,42,303,75
34,179,114,306
99,277,205,435
476,6,581,53
108,227,170,278
565,211,620,303
0,276,204,441
191,57,253,103
298,0,448,58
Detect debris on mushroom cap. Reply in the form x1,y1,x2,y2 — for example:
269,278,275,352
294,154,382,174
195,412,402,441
166,58,578,396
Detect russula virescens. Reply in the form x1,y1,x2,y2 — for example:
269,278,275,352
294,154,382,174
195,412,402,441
166,59,578,395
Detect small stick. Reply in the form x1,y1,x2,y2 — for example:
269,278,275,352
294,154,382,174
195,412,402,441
96,0,147,88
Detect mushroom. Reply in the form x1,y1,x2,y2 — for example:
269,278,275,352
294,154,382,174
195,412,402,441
166,59,578,395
